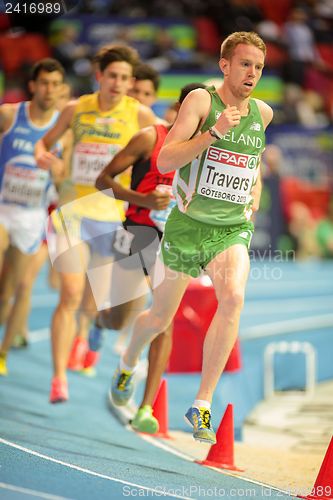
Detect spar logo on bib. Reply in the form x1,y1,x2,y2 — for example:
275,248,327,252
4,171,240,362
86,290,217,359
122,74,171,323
207,146,258,169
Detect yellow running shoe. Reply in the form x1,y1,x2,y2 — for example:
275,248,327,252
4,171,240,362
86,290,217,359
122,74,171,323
111,367,135,406
0,351,8,376
184,406,216,444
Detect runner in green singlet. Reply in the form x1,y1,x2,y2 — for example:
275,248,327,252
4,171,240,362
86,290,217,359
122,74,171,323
111,31,273,444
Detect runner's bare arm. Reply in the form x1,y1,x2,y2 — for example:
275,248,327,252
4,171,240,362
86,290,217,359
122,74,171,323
138,104,157,128
251,170,262,213
0,104,17,134
51,129,73,186
251,100,273,212
255,99,274,130
35,101,76,169
96,127,169,210
158,89,241,173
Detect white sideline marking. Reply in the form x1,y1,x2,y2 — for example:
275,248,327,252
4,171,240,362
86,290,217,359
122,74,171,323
28,313,333,347
31,294,57,308
247,279,332,291
140,434,194,461
0,482,70,500
243,295,333,316
29,328,50,343
0,439,191,500
242,313,333,340
139,435,293,497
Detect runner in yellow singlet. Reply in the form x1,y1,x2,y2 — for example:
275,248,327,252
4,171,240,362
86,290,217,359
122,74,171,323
35,45,156,403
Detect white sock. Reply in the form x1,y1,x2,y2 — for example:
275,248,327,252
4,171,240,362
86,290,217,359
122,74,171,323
193,399,211,410
119,357,136,373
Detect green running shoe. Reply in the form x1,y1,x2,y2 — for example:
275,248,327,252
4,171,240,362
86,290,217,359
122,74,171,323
111,367,135,406
131,405,159,434
184,406,216,444
12,334,29,349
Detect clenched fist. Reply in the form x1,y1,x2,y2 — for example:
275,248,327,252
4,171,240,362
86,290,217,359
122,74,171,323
142,190,170,210
214,104,241,137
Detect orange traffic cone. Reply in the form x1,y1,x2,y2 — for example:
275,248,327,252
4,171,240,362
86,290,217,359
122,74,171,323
298,437,333,499
152,379,170,439
196,404,243,471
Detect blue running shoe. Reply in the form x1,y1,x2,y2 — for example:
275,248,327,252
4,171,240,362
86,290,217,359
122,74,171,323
184,406,216,444
88,324,104,352
111,367,135,406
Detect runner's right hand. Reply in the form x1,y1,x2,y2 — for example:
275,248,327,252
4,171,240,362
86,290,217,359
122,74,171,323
36,152,59,171
142,190,170,210
214,105,241,136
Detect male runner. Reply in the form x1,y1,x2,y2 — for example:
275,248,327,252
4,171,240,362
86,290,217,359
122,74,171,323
94,83,206,433
0,58,67,376
111,32,273,444
35,45,155,403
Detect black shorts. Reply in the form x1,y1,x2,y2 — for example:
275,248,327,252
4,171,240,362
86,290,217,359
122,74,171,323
112,218,162,275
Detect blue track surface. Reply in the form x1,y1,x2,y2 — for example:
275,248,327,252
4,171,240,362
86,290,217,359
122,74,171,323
2,260,332,499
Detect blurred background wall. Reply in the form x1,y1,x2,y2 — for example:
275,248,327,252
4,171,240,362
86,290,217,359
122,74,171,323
1,0,333,259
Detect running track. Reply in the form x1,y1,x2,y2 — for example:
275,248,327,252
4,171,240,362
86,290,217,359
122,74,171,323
2,260,332,499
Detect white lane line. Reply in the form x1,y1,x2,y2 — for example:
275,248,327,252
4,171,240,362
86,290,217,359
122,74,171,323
139,435,294,497
31,295,57,308
28,312,333,347
243,296,333,316
247,279,332,291
139,434,194,462
29,329,50,343
242,313,333,340
0,439,191,500
0,482,70,500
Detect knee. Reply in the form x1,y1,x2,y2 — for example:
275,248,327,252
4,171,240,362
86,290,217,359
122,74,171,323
220,289,245,312
59,283,83,310
16,279,33,298
148,312,171,335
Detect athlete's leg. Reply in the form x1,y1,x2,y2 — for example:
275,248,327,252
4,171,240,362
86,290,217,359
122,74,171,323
140,322,173,407
0,223,10,273
0,255,15,326
76,281,98,340
131,322,173,433
51,236,90,383
48,262,60,290
7,244,49,344
123,263,190,368
0,224,12,324
111,263,189,406
0,247,35,352
52,271,86,378
196,244,250,403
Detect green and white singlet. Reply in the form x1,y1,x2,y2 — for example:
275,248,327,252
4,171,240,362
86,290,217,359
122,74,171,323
173,87,266,226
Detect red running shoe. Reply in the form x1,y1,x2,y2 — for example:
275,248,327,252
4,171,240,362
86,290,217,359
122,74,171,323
83,350,100,369
49,377,68,404
67,337,88,371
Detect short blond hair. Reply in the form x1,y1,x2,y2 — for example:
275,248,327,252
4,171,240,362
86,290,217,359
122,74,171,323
220,31,266,60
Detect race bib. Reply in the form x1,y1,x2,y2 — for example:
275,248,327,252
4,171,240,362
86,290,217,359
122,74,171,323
113,227,135,255
72,142,121,186
198,146,259,204
1,163,49,208
150,184,176,232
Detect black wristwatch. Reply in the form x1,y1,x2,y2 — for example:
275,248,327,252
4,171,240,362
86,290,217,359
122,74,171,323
208,126,222,140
